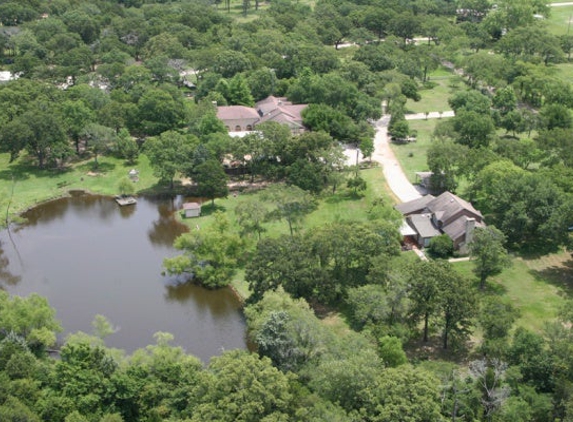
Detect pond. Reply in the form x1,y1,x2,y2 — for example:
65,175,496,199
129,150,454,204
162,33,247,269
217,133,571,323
0,193,247,362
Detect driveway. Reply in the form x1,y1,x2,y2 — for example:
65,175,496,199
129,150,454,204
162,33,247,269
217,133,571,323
371,115,422,203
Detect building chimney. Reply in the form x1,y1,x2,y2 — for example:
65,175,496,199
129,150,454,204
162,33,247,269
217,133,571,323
465,218,476,246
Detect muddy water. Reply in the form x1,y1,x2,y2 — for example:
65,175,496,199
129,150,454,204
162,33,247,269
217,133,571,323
0,193,246,362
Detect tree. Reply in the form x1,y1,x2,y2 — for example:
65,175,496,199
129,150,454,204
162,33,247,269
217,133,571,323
437,264,477,349
539,103,572,130
193,159,229,206
478,297,519,357
227,74,255,106
427,234,454,259
164,212,244,288
365,365,446,422
262,184,317,237
234,198,269,240
427,138,468,193
190,350,294,422
245,236,323,303
61,100,96,154
0,291,62,351
136,88,187,136
347,174,367,196
117,177,135,197
407,261,441,343
452,111,495,148
81,123,116,169
469,226,512,289
144,131,197,189
115,129,139,164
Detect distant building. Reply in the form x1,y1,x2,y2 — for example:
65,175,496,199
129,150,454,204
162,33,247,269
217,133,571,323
0,71,19,83
395,191,485,253
183,202,201,218
217,96,307,134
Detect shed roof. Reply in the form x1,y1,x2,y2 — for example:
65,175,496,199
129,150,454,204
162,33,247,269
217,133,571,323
408,214,441,238
399,220,417,236
183,202,201,210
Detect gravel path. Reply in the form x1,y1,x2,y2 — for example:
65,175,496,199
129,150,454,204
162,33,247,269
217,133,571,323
371,115,423,203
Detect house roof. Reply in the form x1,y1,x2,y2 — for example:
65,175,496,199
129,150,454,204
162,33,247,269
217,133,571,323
399,220,417,236
408,214,441,238
426,191,483,224
395,195,435,216
216,106,260,121
183,202,201,210
256,96,292,115
442,215,485,242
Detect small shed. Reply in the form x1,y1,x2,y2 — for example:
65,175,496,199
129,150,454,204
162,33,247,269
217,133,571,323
183,202,201,218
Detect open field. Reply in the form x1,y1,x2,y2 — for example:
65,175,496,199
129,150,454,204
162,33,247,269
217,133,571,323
0,152,159,221
546,5,573,35
453,251,573,333
405,71,465,115
388,118,444,183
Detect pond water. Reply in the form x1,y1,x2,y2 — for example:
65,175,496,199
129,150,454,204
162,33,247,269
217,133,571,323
0,193,247,362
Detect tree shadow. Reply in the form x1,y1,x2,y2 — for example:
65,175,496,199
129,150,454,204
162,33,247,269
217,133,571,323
515,244,564,260
76,161,116,174
324,191,364,204
0,162,74,181
529,257,573,298
199,202,227,216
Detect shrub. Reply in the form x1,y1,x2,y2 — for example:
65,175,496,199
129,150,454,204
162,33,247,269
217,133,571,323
427,234,453,259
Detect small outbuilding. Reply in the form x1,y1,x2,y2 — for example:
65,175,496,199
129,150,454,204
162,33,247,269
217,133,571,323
183,202,201,218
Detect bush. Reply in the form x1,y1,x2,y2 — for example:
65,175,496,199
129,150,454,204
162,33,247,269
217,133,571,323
427,234,453,259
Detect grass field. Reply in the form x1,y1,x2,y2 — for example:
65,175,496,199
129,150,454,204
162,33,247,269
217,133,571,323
388,118,444,183
0,152,161,222
453,251,573,333
405,71,465,115
546,5,573,36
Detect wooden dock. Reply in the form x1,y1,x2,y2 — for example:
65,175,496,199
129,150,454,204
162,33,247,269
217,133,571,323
115,195,137,206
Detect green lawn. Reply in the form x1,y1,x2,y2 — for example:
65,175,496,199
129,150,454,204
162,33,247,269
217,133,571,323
405,72,465,115
0,152,160,222
453,251,573,333
389,118,445,183
546,5,573,36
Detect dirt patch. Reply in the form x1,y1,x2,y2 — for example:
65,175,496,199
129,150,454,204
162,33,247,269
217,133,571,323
86,171,101,177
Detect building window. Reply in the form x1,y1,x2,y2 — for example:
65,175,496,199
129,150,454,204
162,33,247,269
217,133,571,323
235,125,242,131
246,124,253,131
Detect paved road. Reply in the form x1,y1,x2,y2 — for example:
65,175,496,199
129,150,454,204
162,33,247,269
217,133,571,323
405,111,455,120
371,115,422,203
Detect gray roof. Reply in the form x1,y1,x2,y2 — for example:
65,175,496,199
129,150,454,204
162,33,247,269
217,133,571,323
408,214,441,238
399,220,417,236
442,215,485,242
426,191,483,224
395,195,435,216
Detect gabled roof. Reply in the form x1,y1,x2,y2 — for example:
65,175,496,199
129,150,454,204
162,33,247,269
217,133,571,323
426,191,483,224
183,202,201,210
442,215,485,242
216,106,260,121
395,195,435,216
256,96,292,115
408,214,441,238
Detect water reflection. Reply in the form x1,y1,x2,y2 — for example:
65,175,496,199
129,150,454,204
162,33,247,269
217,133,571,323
0,193,246,361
